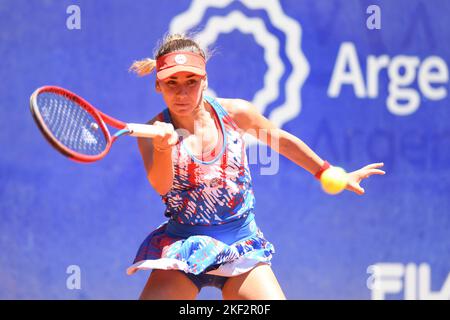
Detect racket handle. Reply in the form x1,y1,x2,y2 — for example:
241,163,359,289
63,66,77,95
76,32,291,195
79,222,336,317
126,123,164,138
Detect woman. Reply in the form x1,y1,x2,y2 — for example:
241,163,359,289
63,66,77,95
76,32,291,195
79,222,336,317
126,34,385,300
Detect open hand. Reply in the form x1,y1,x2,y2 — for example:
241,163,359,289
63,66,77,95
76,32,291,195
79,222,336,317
346,162,385,195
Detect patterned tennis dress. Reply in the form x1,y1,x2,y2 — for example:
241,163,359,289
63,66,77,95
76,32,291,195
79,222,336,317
127,96,275,278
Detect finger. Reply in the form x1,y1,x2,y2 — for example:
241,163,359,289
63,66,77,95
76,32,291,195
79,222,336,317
364,162,384,170
153,121,165,127
161,123,176,143
348,182,365,195
154,128,166,139
165,123,176,141
364,169,386,177
166,123,175,134
156,122,168,136
165,131,178,145
353,183,365,195
168,130,179,145
160,126,171,143
154,126,167,140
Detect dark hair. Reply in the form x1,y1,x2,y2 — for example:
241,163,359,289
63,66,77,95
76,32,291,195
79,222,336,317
154,33,206,59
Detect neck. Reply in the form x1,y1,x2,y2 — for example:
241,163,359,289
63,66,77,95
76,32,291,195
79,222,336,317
171,99,212,134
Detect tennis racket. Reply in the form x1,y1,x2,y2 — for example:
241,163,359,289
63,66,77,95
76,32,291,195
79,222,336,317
30,85,166,163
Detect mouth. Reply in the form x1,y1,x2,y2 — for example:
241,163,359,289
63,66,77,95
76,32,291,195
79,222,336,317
174,102,189,107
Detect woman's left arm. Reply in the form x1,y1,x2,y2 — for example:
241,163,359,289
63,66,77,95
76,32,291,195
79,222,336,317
222,99,385,195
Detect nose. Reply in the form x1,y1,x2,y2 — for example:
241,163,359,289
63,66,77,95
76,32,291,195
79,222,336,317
175,84,188,97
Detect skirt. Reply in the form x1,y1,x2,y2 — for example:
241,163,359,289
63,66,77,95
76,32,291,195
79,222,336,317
127,212,275,277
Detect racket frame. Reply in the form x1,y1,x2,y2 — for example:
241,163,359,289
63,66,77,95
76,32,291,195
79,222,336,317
30,86,126,163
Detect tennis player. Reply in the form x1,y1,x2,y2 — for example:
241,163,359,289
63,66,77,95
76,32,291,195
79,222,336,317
126,34,385,300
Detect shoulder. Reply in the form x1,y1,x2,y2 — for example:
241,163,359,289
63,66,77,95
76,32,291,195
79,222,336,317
216,98,255,115
216,98,259,130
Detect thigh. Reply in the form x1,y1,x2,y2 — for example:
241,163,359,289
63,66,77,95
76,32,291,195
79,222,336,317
139,269,199,300
221,263,286,300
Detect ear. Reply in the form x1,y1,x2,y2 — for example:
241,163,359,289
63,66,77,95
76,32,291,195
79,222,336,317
202,76,208,91
155,80,161,93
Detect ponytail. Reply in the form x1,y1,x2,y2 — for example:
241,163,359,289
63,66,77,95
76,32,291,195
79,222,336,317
129,58,156,77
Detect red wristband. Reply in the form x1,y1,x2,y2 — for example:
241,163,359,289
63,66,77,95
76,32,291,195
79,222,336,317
314,161,331,180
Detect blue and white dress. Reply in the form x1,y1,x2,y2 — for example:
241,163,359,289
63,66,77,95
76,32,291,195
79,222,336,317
127,96,275,277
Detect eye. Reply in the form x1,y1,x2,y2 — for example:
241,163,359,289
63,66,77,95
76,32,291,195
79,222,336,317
187,79,198,86
166,80,177,87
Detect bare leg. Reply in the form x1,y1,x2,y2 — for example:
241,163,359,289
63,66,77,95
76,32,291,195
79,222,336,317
139,269,199,300
221,263,286,300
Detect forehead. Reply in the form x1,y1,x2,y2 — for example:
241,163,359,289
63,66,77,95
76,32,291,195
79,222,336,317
166,72,203,80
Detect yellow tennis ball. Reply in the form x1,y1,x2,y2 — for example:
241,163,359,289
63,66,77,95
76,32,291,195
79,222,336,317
320,166,348,195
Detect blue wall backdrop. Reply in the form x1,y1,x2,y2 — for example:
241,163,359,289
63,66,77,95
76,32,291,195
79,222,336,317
1,0,449,299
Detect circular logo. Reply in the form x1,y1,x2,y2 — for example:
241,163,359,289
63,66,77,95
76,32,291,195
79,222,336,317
175,54,187,65
169,0,310,139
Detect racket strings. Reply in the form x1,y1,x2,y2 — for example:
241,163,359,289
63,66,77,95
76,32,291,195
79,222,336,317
37,92,107,155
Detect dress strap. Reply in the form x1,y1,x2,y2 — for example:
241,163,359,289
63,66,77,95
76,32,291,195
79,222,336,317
161,108,172,123
204,95,227,120
204,95,241,131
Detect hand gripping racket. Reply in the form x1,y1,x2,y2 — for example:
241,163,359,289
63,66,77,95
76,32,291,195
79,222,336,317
30,85,165,163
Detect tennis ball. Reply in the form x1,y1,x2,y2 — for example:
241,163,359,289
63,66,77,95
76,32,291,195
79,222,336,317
320,166,348,195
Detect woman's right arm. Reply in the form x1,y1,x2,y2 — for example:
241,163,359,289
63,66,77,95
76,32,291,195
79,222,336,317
137,117,178,195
